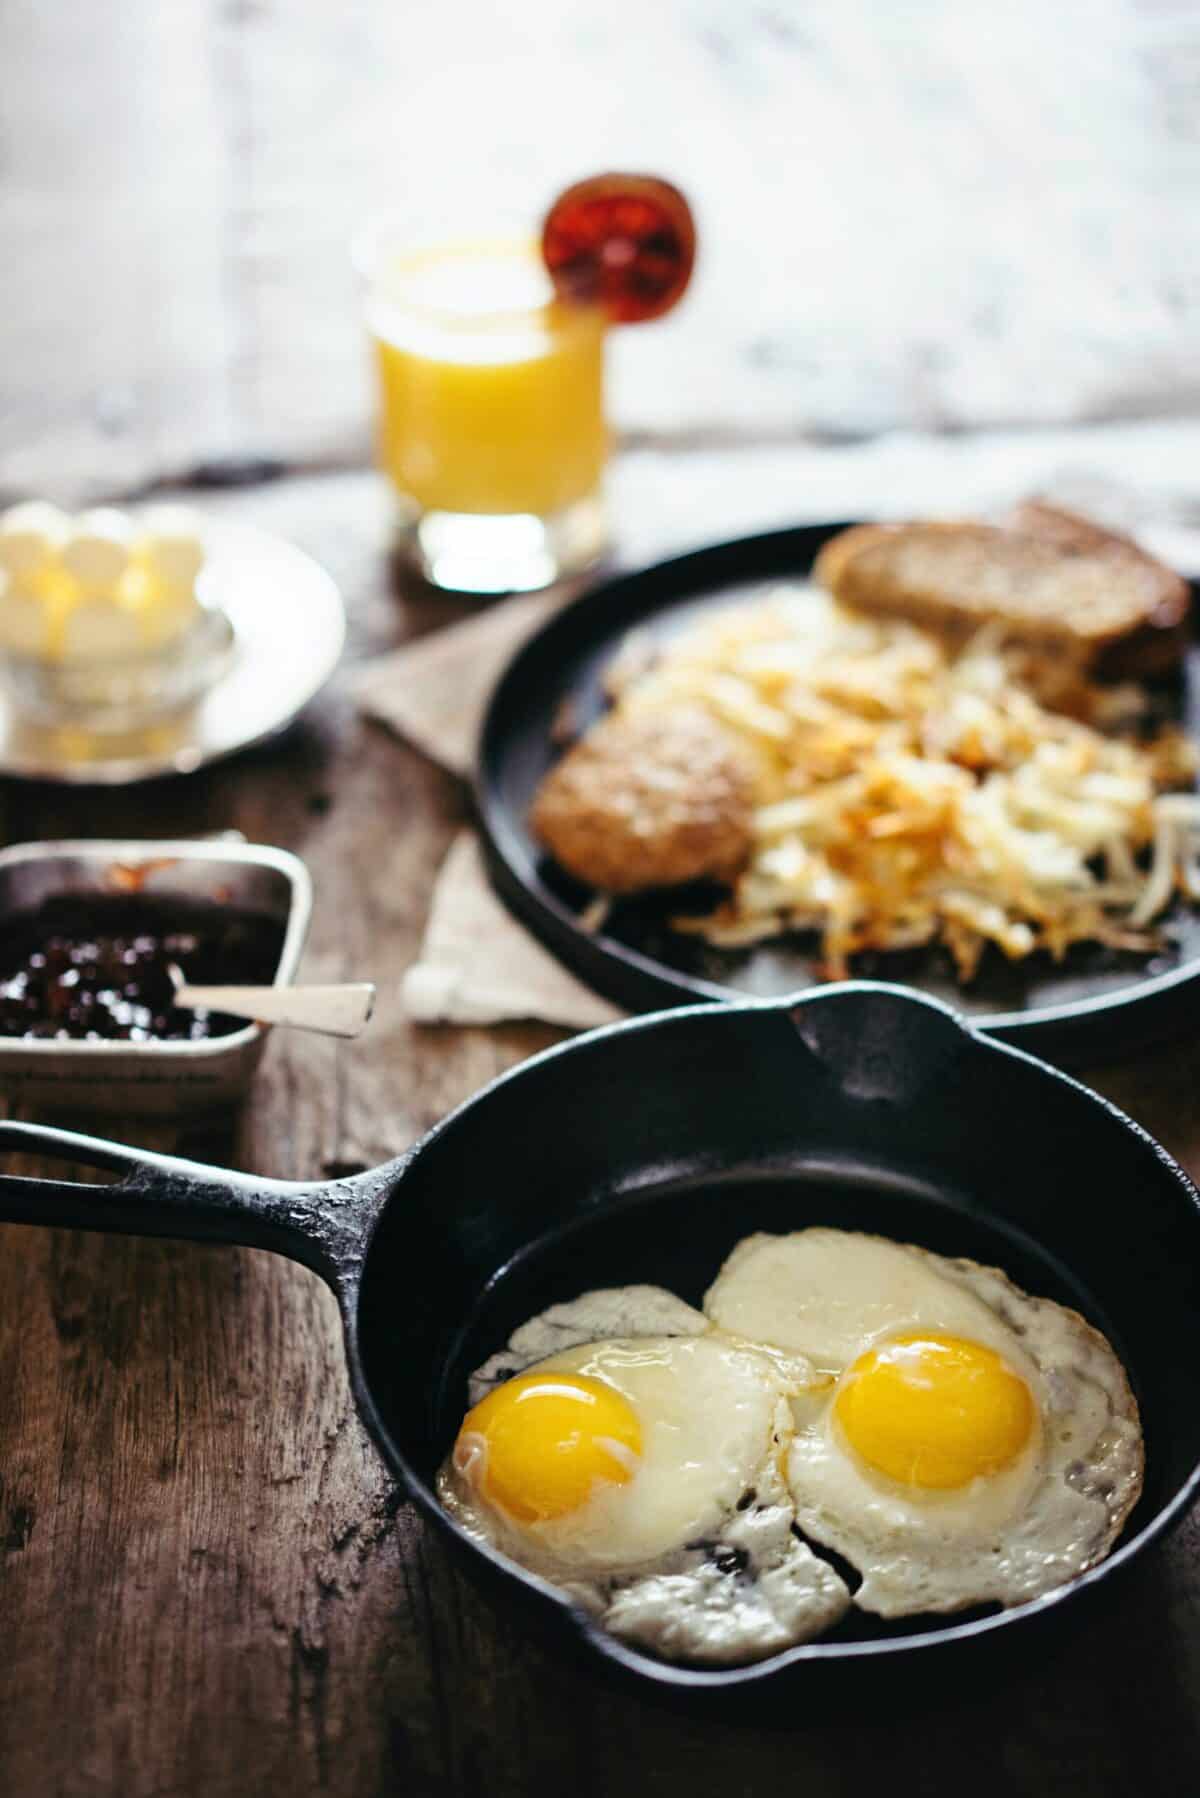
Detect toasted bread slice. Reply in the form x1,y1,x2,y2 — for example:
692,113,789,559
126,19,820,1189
1009,501,1190,677
809,522,903,594
814,509,1190,679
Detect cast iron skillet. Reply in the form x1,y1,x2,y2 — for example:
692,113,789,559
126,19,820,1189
478,522,1200,1068
1,984,1199,1698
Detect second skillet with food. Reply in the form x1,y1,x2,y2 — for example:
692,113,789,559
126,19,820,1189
1,984,1199,1697
478,521,1200,1067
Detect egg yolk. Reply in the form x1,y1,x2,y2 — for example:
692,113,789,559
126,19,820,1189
833,1332,1035,1489
453,1372,642,1523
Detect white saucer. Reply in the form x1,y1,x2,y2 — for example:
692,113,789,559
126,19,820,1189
0,523,346,784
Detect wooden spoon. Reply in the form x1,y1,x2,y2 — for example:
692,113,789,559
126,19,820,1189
167,964,375,1038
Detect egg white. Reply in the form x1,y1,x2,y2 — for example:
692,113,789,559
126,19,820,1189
705,1229,1144,1618
455,1334,794,1572
439,1289,851,1664
464,1283,709,1409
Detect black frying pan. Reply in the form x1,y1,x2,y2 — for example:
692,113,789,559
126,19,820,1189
2,983,1199,1698
478,522,1200,1068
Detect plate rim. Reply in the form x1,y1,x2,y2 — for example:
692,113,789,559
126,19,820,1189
476,519,1200,1064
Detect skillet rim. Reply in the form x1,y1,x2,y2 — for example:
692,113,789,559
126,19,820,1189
475,522,1200,1059
344,982,1200,1690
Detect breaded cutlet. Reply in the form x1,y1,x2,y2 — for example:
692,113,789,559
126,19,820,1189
530,705,755,895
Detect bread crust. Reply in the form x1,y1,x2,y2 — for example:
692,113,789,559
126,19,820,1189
814,507,1190,678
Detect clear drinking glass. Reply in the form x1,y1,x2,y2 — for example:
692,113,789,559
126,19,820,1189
356,221,610,593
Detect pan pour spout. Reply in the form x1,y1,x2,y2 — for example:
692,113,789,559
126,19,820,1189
787,981,972,1104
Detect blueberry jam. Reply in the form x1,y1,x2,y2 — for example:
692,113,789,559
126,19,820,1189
0,895,286,1042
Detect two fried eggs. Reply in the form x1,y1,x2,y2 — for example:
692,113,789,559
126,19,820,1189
436,1230,1143,1666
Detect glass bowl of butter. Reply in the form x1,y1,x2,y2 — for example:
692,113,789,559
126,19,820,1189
0,501,234,730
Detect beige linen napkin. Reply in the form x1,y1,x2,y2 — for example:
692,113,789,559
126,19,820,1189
357,590,625,1027
358,428,1200,1029
356,590,563,779
398,832,622,1029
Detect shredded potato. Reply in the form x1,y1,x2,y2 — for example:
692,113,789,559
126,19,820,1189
608,587,1200,980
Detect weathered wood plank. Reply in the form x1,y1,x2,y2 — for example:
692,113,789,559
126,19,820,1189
1,465,1199,1795
0,468,565,1796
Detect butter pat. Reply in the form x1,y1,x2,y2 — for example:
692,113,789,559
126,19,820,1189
60,595,146,665
0,573,53,656
140,583,202,650
1,498,216,680
63,508,135,594
138,504,206,594
0,501,71,579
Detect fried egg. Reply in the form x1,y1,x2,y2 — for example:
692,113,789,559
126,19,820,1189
463,1283,709,1408
438,1288,850,1664
704,1229,1144,1618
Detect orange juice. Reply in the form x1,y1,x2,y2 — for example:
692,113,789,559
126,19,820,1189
366,239,608,520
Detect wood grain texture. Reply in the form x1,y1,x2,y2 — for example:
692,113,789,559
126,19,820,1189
2,0,1200,1777
1,468,1199,1796
2,1,1199,499
0,472,561,1796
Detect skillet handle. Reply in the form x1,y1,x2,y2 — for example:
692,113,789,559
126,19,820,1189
0,1118,388,1289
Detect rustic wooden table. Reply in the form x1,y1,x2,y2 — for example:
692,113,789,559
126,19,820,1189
1,465,1198,1797
3,1,1200,1792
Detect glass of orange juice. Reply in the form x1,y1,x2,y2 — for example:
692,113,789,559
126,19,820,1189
356,222,610,593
